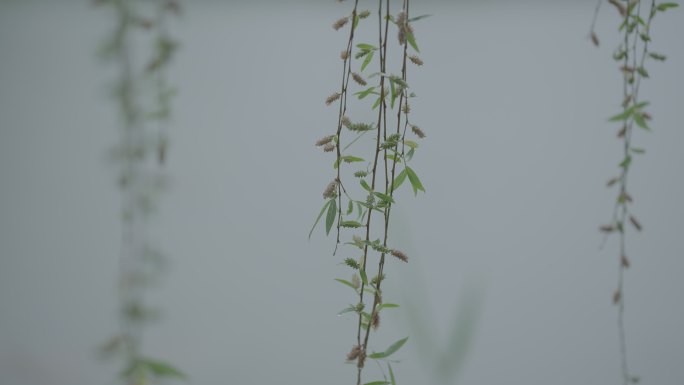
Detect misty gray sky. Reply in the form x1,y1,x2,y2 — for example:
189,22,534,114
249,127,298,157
1,1,683,385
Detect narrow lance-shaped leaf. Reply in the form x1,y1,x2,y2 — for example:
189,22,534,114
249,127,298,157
361,51,374,72
408,14,432,22
359,269,368,285
406,31,419,52
326,198,337,235
360,179,372,191
309,199,332,239
334,278,359,291
372,95,382,110
341,220,364,228
373,191,395,204
378,303,399,310
368,336,409,359
388,363,396,385
338,306,356,316
357,43,377,50
391,168,407,192
657,2,679,12
356,86,377,100
633,112,650,130
138,359,187,380
405,166,425,195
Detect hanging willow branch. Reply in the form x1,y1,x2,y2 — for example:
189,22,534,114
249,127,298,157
95,1,185,383
591,1,678,384
312,1,429,384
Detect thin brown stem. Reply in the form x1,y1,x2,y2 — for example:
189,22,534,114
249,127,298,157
334,0,360,256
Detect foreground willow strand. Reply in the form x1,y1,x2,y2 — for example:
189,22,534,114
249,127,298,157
315,1,427,384
354,0,391,383
592,1,678,384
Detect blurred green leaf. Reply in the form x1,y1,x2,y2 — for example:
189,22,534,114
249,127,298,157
408,14,432,22
357,43,377,51
361,179,372,191
633,112,650,130
373,192,395,204
388,363,396,385
368,337,409,359
361,51,374,72
139,359,186,380
406,32,419,52
341,220,364,228
360,269,368,285
335,278,358,291
657,2,679,11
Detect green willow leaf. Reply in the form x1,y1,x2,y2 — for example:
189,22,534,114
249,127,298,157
406,147,415,161
608,110,632,122
344,155,365,163
338,306,356,316
334,278,358,291
139,359,186,380
373,191,395,204
360,179,372,191
404,140,418,149
608,101,649,122
391,168,407,192
406,32,419,52
368,336,409,359
309,199,332,239
405,166,425,195
619,155,632,169
364,382,390,385
378,303,399,310
356,86,377,100
388,363,396,385
385,153,401,162
390,78,397,109
334,155,365,169
636,66,649,78
361,51,374,72
657,2,679,12
359,269,368,285
633,112,650,130
408,14,432,22
372,95,382,110
649,52,667,61
347,200,353,215
341,220,364,228
357,43,377,51
389,77,408,88
326,198,337,235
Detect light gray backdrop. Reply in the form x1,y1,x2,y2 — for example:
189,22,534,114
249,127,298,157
1,1,683,384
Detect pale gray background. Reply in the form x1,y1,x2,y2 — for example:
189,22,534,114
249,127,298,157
1,1,683,384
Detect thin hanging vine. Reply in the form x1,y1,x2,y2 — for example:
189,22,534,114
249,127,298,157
312,1,428,384
590,1,678,384
96,0,185,383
